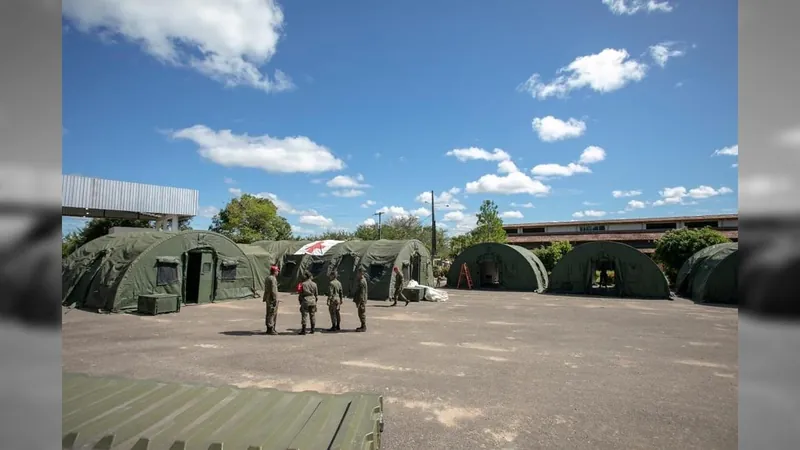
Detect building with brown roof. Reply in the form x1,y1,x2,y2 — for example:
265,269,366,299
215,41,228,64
504,214,738,255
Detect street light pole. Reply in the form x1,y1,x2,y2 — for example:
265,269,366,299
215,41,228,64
374,211,383,239
430,190,437,259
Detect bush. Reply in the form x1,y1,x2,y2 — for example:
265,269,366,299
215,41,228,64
533,241,573,273
654,227,730,283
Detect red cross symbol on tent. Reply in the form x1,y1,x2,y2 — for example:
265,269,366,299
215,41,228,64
304,241,326,254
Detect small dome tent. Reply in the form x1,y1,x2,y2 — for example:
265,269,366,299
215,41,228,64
354,239,434,300
676,243,739,304
237,244,276,292
447,243,548,292
548,241,671,299
62,231,258,312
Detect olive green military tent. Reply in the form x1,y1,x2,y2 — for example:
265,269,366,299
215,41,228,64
304,241,373,295
446,243,548,292
238,244,276,292
676,243,739,304
62,231,258,312
251,240,312,290
354,239,434,300
548,241,671,299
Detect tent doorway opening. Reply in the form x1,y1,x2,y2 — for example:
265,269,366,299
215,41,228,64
337,254,356,295
185,250,215,304
589,258,619,296
410,254,421,281
478,256,501,289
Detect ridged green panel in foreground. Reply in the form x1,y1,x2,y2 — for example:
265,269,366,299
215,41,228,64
62,373,383,450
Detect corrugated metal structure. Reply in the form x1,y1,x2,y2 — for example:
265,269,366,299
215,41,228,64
62,175,199,220
63,373,384,450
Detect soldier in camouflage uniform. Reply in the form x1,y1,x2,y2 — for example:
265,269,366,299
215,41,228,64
327,272,344,331
262,265,280,335
353,269,368,332
390,266,409,307
298,271,319,335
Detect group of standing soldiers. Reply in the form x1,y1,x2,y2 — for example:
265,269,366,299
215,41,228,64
262,265,410,335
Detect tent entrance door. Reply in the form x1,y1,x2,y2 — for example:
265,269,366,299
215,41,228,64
337,254,356,296
68,253,105,307
478,256,501,289
410,254,421,282
186,251,215,304
589,258,619,296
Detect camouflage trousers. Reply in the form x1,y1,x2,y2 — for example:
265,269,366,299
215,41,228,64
392,287,408,303
265,300,278,329
355,300,366,325
327,300,341,328
300,302,317,329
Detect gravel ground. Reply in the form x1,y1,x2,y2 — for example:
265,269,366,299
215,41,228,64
62,290,738,449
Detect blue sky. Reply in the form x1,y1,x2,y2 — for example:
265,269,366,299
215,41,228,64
61,0,738,236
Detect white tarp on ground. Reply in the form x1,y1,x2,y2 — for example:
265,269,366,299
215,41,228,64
294,240,344,256
407,280,449,302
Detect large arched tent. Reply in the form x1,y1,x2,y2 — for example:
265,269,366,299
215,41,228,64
273,240,347,292
237,244,276,292
548,241,671,299
250,240,312,290
62,231,257,312
309,241,373,295
446,243,548,292
676,243,739,304
353,239,434,300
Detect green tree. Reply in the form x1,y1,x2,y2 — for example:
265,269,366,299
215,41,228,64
533,240,573,272
352,215,448,255
654,227,730,283
470,200,507,244
62,217,191,258
210,194,292,244
307,230,355,241
448,234,474,259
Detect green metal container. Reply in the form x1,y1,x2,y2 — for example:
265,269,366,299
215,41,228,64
62,372,384,449
402,286,427,302
136,293,180,315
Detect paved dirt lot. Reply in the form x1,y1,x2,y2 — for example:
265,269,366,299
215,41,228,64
62,290,738,449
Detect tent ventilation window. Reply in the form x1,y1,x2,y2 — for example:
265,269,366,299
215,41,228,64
309,261,326,276
155,258,180,286
369,264,385,280
220,260,238,281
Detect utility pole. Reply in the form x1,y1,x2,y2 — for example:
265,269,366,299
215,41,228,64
373,211,384,239
430,190,437,259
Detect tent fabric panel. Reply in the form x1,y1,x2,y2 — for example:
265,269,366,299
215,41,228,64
237,244,276,292
547,241,671,299
314,241,373,295
676,243,737,293
356,240,432,300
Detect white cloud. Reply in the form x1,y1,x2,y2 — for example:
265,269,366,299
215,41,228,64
652,185,734,206
363,218,376,226
443,211,466,222
500,210,524,219
712,144,738,156
531,163,591,178
228,187,242,197
583,201,601,206
626,200,647,210
223,177,236,184
171,125,344,173
578,146,607,164
62,0,294,93
411,207,431,217
648,41,686,67
531,116,587,142
531,146,606,179
361,200,376,208
376,206,411,218
732,163,738,168
198,206,220,218
331,189,365,198
446,147,510,162
299,213,334,227
291,224,314,235
414,189,466,210
326,175,369,189
573,210,607,218
511,202,535,208
602,0,674,15
612,189,642,198
518,48,648,99
254,192,304,215
466,159,551,196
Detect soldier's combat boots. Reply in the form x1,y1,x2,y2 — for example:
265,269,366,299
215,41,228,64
391,300,397,307
298,327,306,335
355,322,366,332
266,327,277,335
